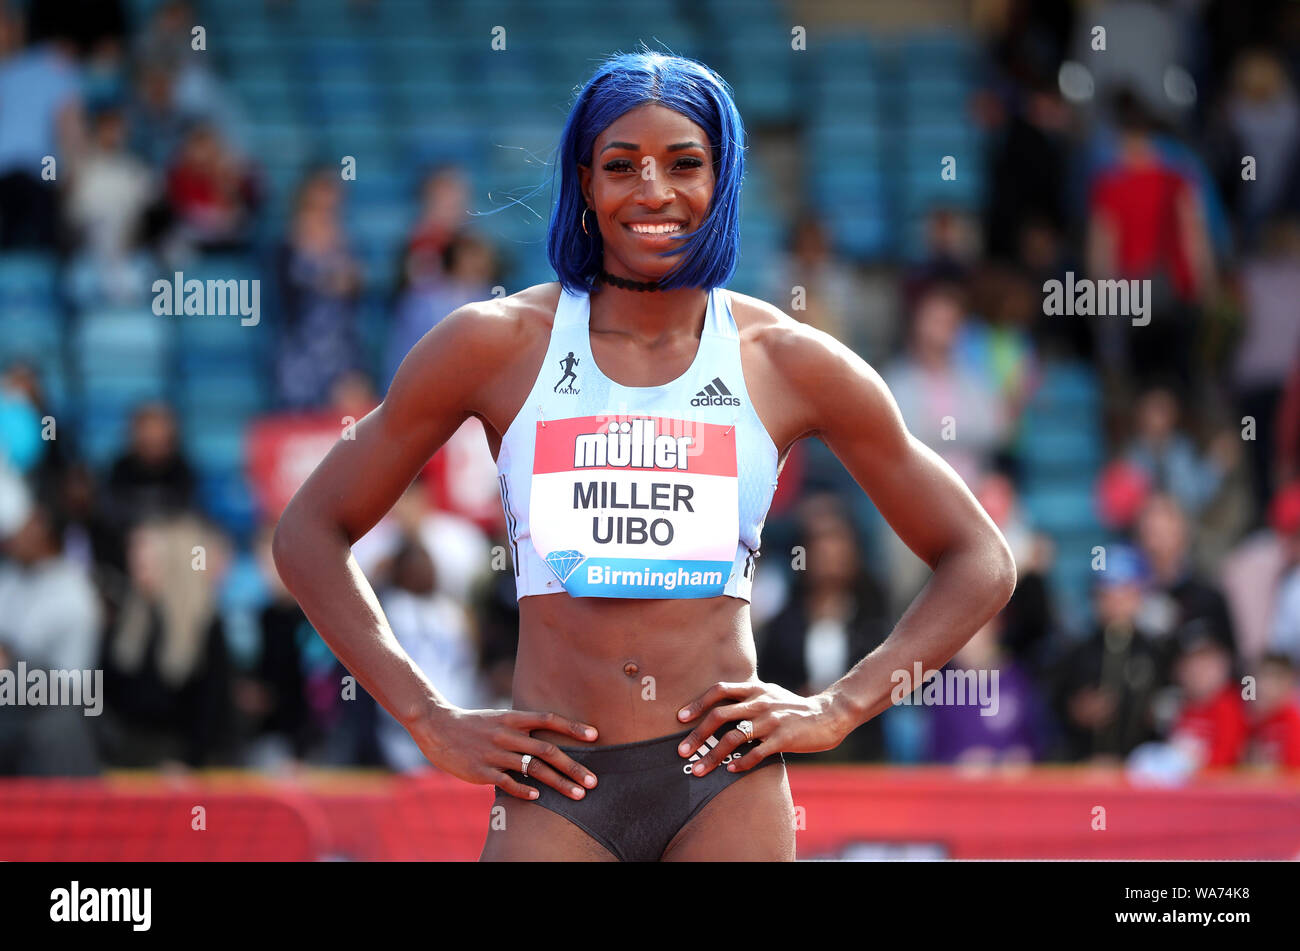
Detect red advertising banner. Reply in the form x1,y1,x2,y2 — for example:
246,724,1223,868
246,412,503,533
2,767,1297,861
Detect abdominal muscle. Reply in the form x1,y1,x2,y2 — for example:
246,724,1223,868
513,592,758,747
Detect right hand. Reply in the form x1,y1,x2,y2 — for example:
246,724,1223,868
409,706,600,801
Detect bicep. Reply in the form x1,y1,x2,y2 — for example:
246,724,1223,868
804,335,997,569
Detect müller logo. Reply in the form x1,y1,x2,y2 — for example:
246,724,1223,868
573,418,696,470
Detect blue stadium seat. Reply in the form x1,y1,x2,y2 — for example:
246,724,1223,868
0,253,57,307
199,469,259,542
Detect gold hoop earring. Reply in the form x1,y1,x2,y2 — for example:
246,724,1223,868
581,207,591,236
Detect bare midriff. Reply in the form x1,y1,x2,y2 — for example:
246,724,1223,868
514,592,756,747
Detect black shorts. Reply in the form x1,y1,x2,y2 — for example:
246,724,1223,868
493,721,785,861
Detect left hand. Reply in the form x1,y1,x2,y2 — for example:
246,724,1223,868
674,681,853,776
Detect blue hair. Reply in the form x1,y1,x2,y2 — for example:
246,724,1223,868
547,50,746,294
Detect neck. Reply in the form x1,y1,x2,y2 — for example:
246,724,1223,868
589,273,710,342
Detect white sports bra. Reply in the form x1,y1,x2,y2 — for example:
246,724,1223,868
494,284,783,601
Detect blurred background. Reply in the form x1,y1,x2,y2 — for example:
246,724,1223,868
1,0,1299,860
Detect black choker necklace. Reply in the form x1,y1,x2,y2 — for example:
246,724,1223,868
598,269,662,292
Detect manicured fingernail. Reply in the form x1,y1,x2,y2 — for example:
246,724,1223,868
585,728,597,739
678,741,691,755
529,789,538,799
583,775,596,788
678,708,690,719
693,764,703,774
572,787,583,798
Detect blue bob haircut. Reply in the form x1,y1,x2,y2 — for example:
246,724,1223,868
547,50,746,294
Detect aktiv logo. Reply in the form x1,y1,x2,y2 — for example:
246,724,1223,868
151,271,260,326
691,377,740,407
553,351,580,394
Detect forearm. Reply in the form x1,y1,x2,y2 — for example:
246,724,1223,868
272,511,454,728
822,539,1016,733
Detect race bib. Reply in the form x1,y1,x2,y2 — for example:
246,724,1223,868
530,414,739,597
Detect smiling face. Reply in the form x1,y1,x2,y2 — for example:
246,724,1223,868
578,103,716,283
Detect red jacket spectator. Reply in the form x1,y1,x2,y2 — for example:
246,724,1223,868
1248,700,1300,769
1172,683,1250,767
1090,163,1199,301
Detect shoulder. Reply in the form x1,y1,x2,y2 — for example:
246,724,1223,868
724,288,892,438
440,281,563,351
725,287,862,368
404,282,562,378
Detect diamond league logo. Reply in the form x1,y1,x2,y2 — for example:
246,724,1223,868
544,549,587,582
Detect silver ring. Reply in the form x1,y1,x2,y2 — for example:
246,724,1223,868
520,754,532,777
736,720,755,742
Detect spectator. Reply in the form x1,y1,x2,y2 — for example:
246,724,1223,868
97,514,234,768
1167,628,1248,769
0,496,102,776
1135,491,1236,654
883,283,1009,611
404,164,469,268
978,74,1071,263
0,368,43,475
103,402,197,551
374,534,483,772
230,523,312,769
766,213,859,346
1221,480,1300,664
1234,218,1300,510
1265,482,1300,666
133,1,248,154
3,360,64,490
975,469,1055,671
926,615,1051,767
351,481,492,608
1211,50,1300,248
0,497,101,673
126,61,186,170
64,103,158,258
885,282,1010,490
0,2,84,248
1245,652,1300,770
907,206,983,295
274,169,363,410
470,533,521,708
385,229,499,389
1122,386,1232,518
1087,89,1215,392
165,120,258,251
960,265,1040,419
1051,546,1169,763
758,494,891,761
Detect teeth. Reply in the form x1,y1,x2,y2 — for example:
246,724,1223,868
629,223,683,234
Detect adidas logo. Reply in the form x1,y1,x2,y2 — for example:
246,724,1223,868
690,376,741,407
682,735,744,774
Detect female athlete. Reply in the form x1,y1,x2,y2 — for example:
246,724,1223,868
272,51,1017,861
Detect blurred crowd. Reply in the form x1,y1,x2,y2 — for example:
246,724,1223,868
1,0,1300,779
